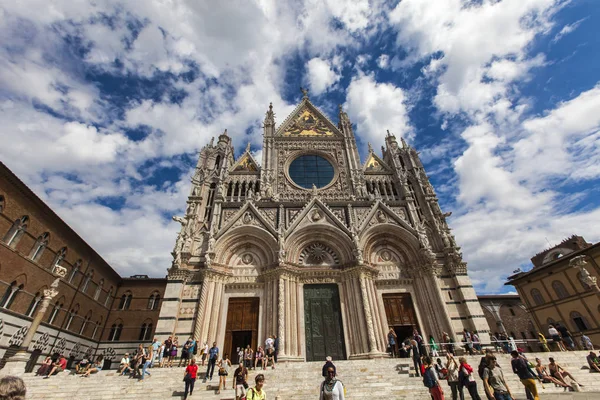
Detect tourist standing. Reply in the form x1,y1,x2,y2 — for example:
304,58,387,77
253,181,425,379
161,336,172,367
472,331,482,353
547,325,565,352
537,333,549,352
483,356,513,400
169,336,179,367
217,354,231,394
274,335,279,363
320,366,345,400
429,335,440,358
183,358,198,400
581,334,594,350
442,332,455,355
247,374,266,400
510,351,539,400
180,337,194,367
411,339,422,377
151,338,161,367
206,341,219,381
445,354,461,400
555,323,575,350
244,344,253,369
201,341,209,366
233,360,248,400
388,328,398,357
423,356,445,400
458,356,481,400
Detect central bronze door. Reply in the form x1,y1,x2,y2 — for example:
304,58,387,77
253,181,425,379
304,284,345,361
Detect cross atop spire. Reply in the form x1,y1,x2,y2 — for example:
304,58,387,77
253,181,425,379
300,87,309,99
245,142,251,153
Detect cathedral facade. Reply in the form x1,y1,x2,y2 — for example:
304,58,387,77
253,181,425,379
156,93,490,361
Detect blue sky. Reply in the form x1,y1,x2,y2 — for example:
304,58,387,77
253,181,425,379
1,0,599,293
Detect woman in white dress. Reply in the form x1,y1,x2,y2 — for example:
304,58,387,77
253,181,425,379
320,366,345,400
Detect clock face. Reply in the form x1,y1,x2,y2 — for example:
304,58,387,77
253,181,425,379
288,154,335,189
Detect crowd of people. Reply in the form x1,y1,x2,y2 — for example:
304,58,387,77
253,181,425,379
28,325,597,399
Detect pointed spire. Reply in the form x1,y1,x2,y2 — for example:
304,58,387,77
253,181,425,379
209,137,214,147
223,129,228,136
368,142,373,153
401,137,408,149
264,102,275,127
300,87,309,100
245,142,251,153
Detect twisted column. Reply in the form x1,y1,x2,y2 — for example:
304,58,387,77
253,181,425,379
277,277,286,357
359,273,377,354
193,278,210,341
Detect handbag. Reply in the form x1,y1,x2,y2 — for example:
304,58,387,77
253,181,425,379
183,373,192,382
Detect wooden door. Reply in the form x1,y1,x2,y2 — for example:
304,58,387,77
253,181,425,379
304,284,345,361
383,293,419,328
224,297,259,359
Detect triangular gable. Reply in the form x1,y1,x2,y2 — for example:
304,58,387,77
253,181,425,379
215,201,277,240
276,99,343,137
358,200,416,236
285,197,351,237
230,150,260,173
363,152,392,174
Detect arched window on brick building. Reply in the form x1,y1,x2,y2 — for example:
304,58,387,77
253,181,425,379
3,215,28,248
65,304,79,331
68,259,82,284
104,286,113,307
0,281,24,309
92,316,103,340
51,247,67,274
82,270,93,293
530,288,545,306
29,232,50,262
26,291,43,317
119,292,132,310
108,321,123,341
147,291,160,310
570,311,590,332
551,280,569,299
139,320,153,341
80,311,92,335
48,300,63,325
94,279,104,301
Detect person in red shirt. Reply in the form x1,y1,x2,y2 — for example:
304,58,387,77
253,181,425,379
43,355,67,378
183,358,198,400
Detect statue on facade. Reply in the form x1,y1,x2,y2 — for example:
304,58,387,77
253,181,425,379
570,255,598,288
351,228,364,264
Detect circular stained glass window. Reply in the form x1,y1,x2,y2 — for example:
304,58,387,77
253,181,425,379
288,155,335,189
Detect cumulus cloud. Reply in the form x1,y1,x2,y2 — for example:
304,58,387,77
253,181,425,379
306,57,341,95
344,74,412,151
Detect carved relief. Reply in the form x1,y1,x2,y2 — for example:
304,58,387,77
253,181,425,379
9,326,28,347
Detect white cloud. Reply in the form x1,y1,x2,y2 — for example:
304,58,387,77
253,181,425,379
376,54,389,69
552,17,587,43
344,73,412,149
306,57,341,95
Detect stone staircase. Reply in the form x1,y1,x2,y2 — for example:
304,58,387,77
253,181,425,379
15,351,600,399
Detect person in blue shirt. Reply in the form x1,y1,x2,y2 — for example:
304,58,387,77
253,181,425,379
206,341,219,381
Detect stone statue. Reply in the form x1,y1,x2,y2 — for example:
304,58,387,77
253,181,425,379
207,235,216,253
264,173,274,199
417,227,431,249
247,189,254,200
312,183,318,197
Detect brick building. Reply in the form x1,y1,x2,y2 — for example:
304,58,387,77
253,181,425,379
478,294,538,350
506,236,600,349
0,162,166,369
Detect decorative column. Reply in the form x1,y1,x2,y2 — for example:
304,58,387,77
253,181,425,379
193,276,212,343
277,276,286,358
570,255,600,299
2,266,66,375
359,272,378,355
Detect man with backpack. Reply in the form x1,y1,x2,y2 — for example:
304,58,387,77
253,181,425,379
423,356,445,400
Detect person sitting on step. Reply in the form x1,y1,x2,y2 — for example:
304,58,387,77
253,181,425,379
82,355,103,377
548,357,583,388
586,352,600,373
534,358,571,389
43,354,67,378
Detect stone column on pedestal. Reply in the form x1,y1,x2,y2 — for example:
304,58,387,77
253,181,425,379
2,266,66,375
359,273,378,355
